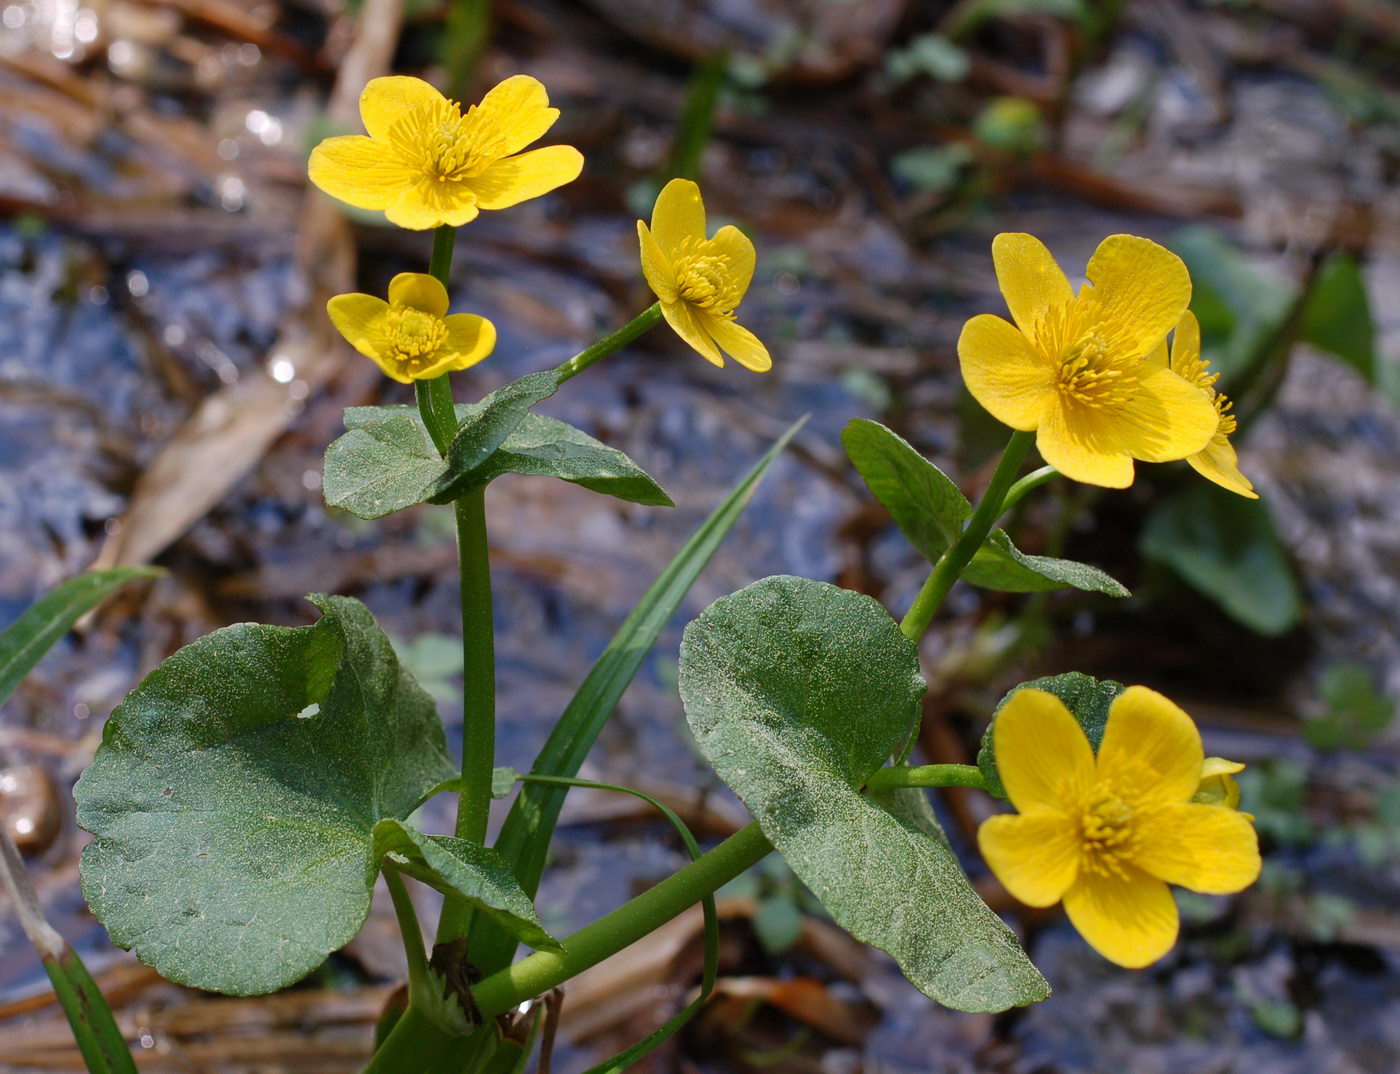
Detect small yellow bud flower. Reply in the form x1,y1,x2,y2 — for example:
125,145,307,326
638,178,771,372
1147,311,1258,498
1194,756,1249,816
978,686,1261,969
958,233,1219,489
327,273,495,384
308,75,584,231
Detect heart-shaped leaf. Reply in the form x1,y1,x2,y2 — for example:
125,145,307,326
75,595,457,995
680,575,1049,1012
842,419,1127,597
977,671,1126,800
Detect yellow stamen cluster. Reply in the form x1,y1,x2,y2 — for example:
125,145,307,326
1077,788,1139,879
672,237,740,316
383,305,449,373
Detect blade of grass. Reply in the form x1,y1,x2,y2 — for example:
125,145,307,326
0,567,161,708
1,830,138,1074
466,418,805,975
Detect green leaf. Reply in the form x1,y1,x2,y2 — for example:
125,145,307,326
74,595,456,995
433,371,559,498
977,671,1126,800
842,419,1127,597
1300,252,1375,383
680,575,1048,1013
1140,483,1302,636
323,413,442,520
326,376,669,519
753,896,805,954
0,567,161,708
467,418,806,977
372,820,559,953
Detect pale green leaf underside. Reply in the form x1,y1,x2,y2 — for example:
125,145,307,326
680,575,1049,1012
75,595,456,995
842,419,1127,597
325,377,670,520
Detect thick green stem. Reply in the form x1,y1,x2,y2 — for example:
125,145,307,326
471,822,772,1019
865,763,987,791
363,1005,456,1074
553,303,663,385
899,430,1035,640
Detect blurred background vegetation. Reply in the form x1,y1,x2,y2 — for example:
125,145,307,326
1,0,1399,1070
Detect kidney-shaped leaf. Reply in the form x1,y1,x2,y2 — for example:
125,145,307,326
977,671,1126,801
75,595,456,996
680,575,1049,1012
842,419,1126,597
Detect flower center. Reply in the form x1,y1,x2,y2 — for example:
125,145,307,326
672,237,738,315
1078,789,1139,878
385,305,447,372
392,99,500,183
1056,334,1139,408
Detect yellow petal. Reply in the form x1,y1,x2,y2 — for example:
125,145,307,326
661,301,723,367
437,313,497,373
992,233,1075,337
652,178,706,257
638,221,677,302
388,272,449,317
1109,365,1218,463
1082,235,1191,358
327,293,391,360
385,180,480,231
464,74,560,158
957,314,1055,431
993,688,1096,813
308,136,415,210
1200,757,1245,780
1096,686,1203,806
468,145,584,210
1146,336,1168,368
1188,435,1258,498
1194,758,1245,810
978,809,1080,907
705,316,772,373
708,225,756,299
1062,865,1179,969
359,75,446,142
1170,310,1201,370
1134,802,1261,894
1034,399,1134,488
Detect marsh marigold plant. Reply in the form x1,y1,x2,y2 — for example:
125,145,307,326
639,178,771,372
978,686,1261,968
308,75,584,230
959,233,1218,488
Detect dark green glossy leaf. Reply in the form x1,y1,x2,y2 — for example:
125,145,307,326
0,567,161,708
1140,483,1301,637
372,820,559,953
842,419,1127,597
1300,252,1375,383
75,595,456,995
977,672,1126,800
433,372,558,499
323,413,442,519
680,575,1048,1013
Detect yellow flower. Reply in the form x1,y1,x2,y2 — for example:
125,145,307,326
958,233,1218,489
978,686,1261,968
1148,311,1257,498
1194,756,1250,817
308,75,584,231
638,178,771,373
328,273,495,384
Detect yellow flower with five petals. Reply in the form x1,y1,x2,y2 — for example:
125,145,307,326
638,179,771,372
328,273,495,384
978,685,1261,969
308,75,584,231
959,233,1218,488
1149,310,1257,498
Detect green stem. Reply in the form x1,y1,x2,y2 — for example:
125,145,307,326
383,870,432,1009
865,763,987,791
415,227,462,454
899,430,1035,640
1000,464,1058,514
471,821,772,1020
553,303,663,385
363,1005,457,1074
